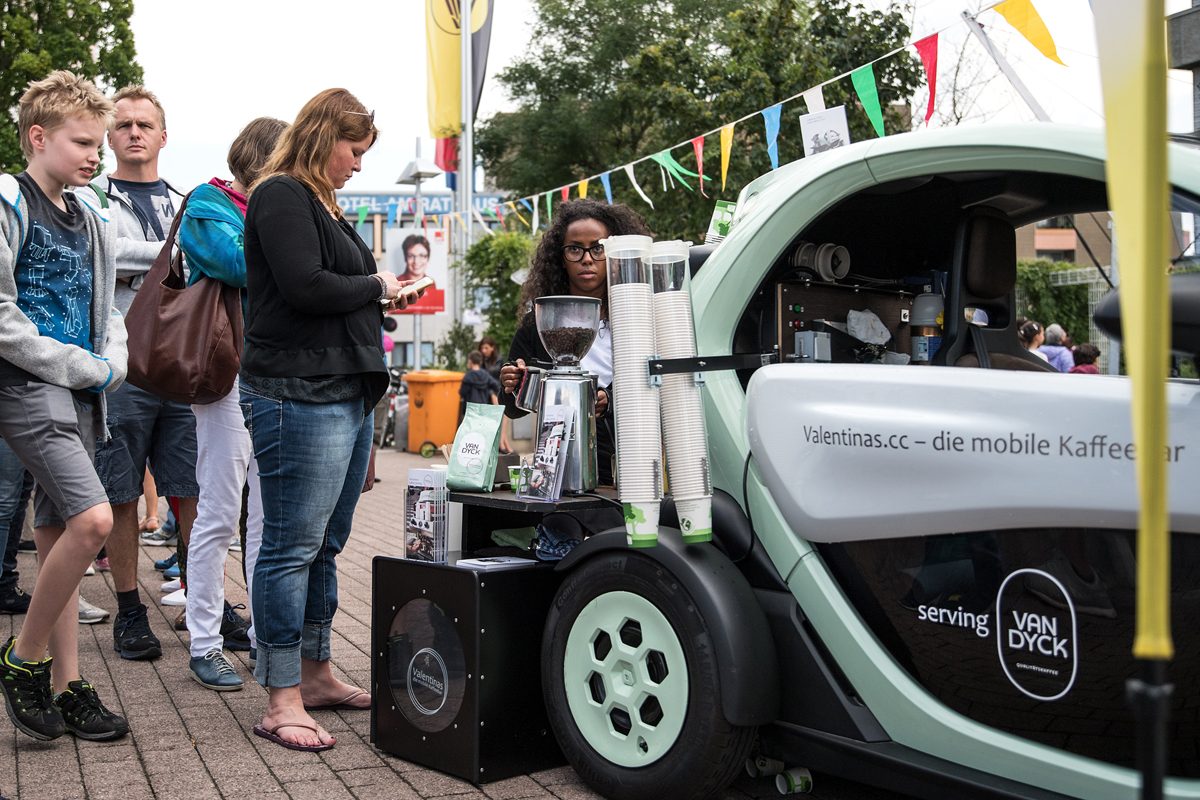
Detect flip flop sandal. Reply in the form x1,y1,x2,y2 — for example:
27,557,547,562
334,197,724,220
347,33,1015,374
252,722,334,752
304,688,371,711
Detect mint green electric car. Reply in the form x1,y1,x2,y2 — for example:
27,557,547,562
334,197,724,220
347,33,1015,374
540,125,1200,799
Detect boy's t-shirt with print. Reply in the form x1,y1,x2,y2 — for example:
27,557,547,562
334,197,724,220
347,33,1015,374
13,172,92,351
109,177,173,240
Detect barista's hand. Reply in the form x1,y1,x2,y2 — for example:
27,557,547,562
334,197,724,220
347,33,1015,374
500,359,525,395
596,389,609,417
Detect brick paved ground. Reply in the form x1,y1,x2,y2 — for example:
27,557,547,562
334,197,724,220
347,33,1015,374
0,447,893,800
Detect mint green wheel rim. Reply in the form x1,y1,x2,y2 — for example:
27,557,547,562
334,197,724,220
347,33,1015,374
563,590,689,768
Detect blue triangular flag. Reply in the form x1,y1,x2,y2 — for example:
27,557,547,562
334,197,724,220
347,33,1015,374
600,172,613,204
761,104,782,170
386,202,397,228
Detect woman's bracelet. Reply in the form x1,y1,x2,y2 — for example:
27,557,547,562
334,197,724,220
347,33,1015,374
372,273,389,300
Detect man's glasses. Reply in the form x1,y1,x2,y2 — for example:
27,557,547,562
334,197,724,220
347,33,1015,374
563,244,605,262
347,109,375,123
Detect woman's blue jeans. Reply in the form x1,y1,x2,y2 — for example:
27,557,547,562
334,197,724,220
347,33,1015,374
240,388,372,688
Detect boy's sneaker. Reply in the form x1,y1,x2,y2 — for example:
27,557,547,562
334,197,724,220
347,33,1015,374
221,603,252,651
78,597,109,625
162,563,181,580
139,528,177,547
188,649,243,691
16,539,36,552
154,552,178,572
53,680,128,740
0,636,65,740
0,587,31,615
112,605,162,660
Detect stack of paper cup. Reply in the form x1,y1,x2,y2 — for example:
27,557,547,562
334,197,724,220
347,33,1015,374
650,241,711,544
603,234,661,548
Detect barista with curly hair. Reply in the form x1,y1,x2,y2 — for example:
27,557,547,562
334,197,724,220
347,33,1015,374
499,199,652,485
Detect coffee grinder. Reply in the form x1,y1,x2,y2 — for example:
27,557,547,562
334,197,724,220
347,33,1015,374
515,295,600,494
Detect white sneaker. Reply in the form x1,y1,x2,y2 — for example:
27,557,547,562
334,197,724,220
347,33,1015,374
140,528,178,547
78,596,109,624
228,541,242,552
160,578,181,593
161,587,186,607
84,564,95,576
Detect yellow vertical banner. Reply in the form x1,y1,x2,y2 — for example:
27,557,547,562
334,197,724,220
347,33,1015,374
720,123,735,191
1094,0,1172,660
579,178,589,199
426,0,494,138
993,0,1065,65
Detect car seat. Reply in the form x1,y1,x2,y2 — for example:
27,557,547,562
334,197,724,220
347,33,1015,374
934,207,1055,371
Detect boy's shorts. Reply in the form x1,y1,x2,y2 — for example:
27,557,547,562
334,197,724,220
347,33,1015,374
0,382,108,528
94,382,199,504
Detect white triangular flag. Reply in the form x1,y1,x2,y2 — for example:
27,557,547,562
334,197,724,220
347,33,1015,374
802,86,826,114
623,164,654,209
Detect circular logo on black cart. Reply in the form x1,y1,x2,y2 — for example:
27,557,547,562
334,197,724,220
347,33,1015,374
996,568,1078,701
387,598,465,732
407,648,449,715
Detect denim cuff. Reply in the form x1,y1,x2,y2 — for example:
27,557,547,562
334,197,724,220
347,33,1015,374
301,621,332,662
254,640,301,688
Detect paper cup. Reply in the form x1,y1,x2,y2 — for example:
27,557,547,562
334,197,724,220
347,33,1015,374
508,465,521,488
674,497,712,544
623,501,660,548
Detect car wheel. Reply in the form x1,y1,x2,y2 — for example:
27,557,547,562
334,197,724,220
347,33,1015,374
543,551,755,800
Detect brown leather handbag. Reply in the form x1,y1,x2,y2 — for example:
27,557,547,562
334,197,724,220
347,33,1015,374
124,194,244,404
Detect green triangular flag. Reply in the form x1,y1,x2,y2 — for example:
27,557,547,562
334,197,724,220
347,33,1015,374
850,64,886,139
356,205,369,226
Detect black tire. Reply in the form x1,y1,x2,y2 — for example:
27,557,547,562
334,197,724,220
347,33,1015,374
542,550,756,800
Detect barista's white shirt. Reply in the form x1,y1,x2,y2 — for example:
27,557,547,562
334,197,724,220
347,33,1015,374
581,320,613,386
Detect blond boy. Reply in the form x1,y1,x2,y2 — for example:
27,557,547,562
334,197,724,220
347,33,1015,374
0,70,129,741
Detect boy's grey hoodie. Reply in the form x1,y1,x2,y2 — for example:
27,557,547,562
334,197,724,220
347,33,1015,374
0,174,129,429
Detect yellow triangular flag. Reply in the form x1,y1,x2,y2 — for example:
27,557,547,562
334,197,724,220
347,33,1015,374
994,0,1064,65
720,123,735,191
579,179,589,199
506,201,530,227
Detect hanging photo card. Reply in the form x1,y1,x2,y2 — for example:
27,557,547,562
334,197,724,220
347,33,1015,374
386,226,448,314
799,106,852,158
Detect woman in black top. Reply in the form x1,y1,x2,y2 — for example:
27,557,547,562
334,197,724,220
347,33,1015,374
241,88,419,752
499,199,652,485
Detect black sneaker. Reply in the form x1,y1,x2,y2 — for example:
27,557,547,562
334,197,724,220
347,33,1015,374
0,587,31,614
15,539,36,552
0,636,65,740
53,679,128,740
221,602,252,651
112,605,162,660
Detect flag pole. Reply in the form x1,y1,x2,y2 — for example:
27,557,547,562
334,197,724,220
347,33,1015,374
458,0,474,325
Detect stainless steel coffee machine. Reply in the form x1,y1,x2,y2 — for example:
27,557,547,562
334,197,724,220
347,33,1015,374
514,296,600,494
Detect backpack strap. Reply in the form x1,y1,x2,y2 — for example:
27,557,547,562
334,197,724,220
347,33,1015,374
89,182,110,208
0,174,25,245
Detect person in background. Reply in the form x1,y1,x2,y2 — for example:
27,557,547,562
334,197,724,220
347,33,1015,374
177,116,287,692
1038,323,1075,372
479,336,510,452
1017,319,1049,362
1069,342,1101,374
459,350,500,419
0,70,128,741
499,199,653,485
241,88,420,751
0,443,33,615
77,85,195,660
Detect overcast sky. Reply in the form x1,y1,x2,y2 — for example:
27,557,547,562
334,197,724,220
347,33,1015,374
115,0,1197,195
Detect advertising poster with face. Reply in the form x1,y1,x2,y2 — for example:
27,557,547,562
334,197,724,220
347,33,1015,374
386,227,448,314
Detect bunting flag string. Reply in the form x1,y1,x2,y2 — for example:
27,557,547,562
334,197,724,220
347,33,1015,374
505,0,1051,213
719,124,734,191
691,136,707,197
471,207,496,236
994,0,1064,65
506,201,529,226
761,104,782,170
913,33,939,125
624,164,655,209
850,63,886,138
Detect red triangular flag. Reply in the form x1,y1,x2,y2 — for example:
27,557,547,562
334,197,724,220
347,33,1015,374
914,33,939,125
691,135,707,198
561,186,569,202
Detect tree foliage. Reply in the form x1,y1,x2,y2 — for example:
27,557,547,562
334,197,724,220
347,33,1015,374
1,0,142,172
461,231,535,348
1015,259,1091,344
477,0,920,240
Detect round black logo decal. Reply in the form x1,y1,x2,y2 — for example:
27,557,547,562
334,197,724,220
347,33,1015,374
995,569,1078,701
386,598,465,732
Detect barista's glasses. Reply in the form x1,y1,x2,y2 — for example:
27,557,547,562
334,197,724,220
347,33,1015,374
562,243,606,262
347,109,375,122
